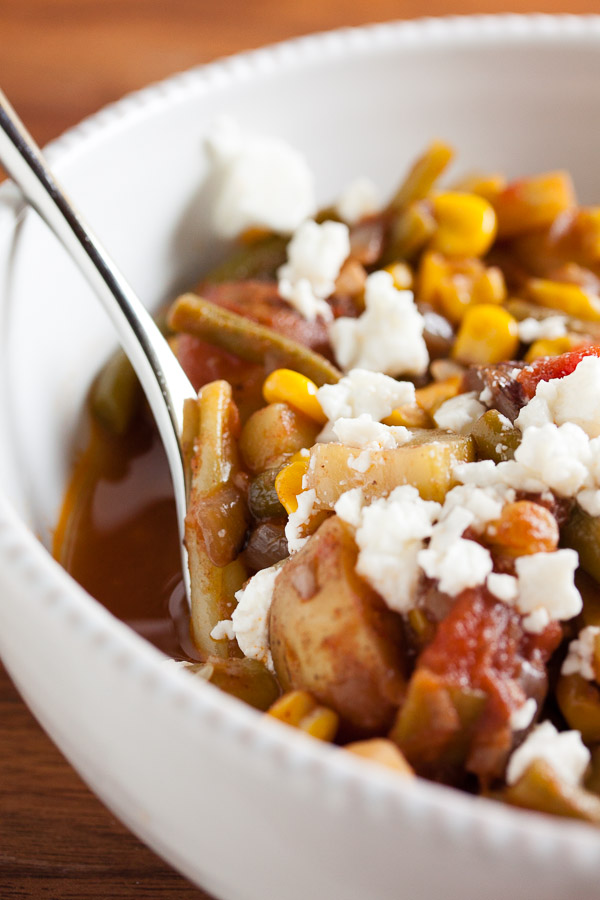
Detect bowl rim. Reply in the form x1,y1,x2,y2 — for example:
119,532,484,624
2,11,600,876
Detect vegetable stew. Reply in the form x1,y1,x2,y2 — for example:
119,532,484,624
55,138,600,824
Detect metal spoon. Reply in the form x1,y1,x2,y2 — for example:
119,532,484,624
0,88,197,601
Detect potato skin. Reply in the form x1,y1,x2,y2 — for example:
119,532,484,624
239,402,319,473
269,516,406,735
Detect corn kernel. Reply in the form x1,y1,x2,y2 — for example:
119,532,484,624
524,336,577,363
493,171,576,239
268,690,339,742
345,739,414,775
275,457,310,514
429,192,497,258
451,172,507,203
415,376,461,415
554,208,600,266
437,278,472,323
418,251,448,306
288,448,311,464
470,266,506,306
263,368,326,424
383,261,414,291
301,706,339,741
526,278,600,322
383,404,432,428
452,304,519,366
418,253,506,324
268,690,314,726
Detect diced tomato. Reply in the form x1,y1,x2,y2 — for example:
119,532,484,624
174,334,265,421
421,588,560,697
404,588,562,781
517,344,600,398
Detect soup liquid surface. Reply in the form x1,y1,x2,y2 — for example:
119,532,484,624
54,412,196,659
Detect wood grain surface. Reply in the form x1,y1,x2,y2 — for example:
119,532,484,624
0,0,597,897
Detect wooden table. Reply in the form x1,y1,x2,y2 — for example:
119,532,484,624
0,1,597,897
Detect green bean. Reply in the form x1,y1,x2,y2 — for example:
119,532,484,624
385,201,436,262
90,310,171,434
89,348,140,435
389,140,454,212
187,656,280,711
471,409,521,462
201,234,287,284
168,293,341,386
248,467,286,519
563,506,600,584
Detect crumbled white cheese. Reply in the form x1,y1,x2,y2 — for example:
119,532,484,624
332,414,411,450
210,619,236,641
317,369,415,424
207,117,316,238
479,386,493,405
335,176,380,225
433,392,486,434
418,506,493,597
455,358,600,514
285,488,317,553
334,488,364,527
277,219,350,322
562,625,600,681
576,488,600,516
521,609,552,634
517,316,567,343
496,412,513,430
355,485,441,614
487,572,519,603
442,483,511,531
347,449,372,472
516,356,600,438
346,480,511,610
509,698,537,732
506,721,590,787
454,458,500,489
329,270,429,376
455,421,600,514
513,423,592,496
229,564,281,672
514,550,582,633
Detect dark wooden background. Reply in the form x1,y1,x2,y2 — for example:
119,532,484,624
1,1,597,897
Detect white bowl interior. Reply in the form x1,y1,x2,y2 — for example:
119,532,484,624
3,18,600,900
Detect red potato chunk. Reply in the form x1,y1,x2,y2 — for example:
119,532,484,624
269,516,407,736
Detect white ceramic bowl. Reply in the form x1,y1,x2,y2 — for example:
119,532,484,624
2,15,600,900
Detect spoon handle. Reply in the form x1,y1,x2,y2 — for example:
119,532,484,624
0,88,197,597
